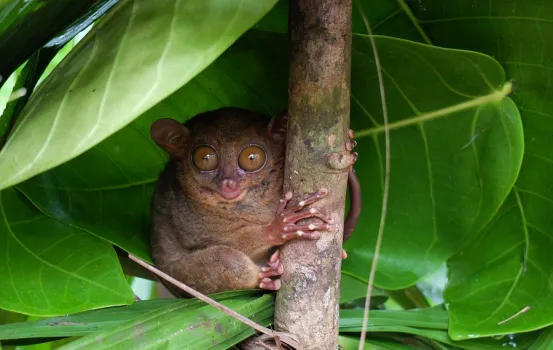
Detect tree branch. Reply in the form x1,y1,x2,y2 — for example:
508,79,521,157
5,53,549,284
275,1,352,348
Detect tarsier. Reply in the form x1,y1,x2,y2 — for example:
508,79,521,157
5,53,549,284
149,107,360,295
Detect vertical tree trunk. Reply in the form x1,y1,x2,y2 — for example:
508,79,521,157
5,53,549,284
275,1,352,349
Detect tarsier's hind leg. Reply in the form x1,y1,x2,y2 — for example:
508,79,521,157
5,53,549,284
161,246,261,295
158,245,285,296
259,249,284,290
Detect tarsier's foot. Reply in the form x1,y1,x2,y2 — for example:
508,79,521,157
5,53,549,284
342,249,348,260
326,129,359,171
259,250,283,291
345,129,359,171
267,189,334,245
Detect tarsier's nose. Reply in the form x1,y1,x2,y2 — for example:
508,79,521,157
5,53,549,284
218,178,243,200
221,178,238,190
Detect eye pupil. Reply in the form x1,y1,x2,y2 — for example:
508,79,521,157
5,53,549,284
239,146,266,172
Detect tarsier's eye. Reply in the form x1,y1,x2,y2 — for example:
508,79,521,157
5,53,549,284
238,145,266,172
192,145,218,171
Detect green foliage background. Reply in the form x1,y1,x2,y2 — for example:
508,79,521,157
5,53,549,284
0,0,552,348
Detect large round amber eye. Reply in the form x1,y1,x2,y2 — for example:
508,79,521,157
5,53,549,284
192,145,218,171
239,145,266,172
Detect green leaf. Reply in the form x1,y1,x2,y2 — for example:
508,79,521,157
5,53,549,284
0,68,18,115
255,0,425,43
0,0,278,191
43,0,120,49
0,290,262,341
340,305,449,331
339,335,418,350
396,0,553,338
339,307,537,349
0,310,26,326
0,0,14,10
0,188,134,316
529,326,553,350
0,300,184,341
0,0,111,82
1,47,60,145
340,274,387,306
386,286,430,310
342,35,523,289
446,192,553,339
57,294,273,350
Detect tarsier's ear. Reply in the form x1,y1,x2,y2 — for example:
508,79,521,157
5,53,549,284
268,109,288,141
150,118,189,157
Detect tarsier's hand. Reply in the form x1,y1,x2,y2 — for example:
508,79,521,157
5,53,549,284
266,189,334,246
260,189,335,291
263,127,360,279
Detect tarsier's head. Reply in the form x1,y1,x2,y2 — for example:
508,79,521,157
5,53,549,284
151,107,287,209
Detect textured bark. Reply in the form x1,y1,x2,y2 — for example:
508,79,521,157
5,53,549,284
274,1,352,349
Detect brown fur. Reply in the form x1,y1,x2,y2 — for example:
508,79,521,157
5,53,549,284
150,108,285,295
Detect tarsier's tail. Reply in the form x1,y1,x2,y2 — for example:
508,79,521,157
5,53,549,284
343,170,361,242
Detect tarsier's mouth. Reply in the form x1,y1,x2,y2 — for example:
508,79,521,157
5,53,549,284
218,187,246,200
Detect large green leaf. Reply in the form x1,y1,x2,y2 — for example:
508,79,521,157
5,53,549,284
340,274,387,305
0,299,185,341
0,0,14,10
0,290,260,341
393,0,553,338
340,305,448,331
0,0,277,191
446,192,553,339
256,0,425,42
57,295,273,350
342,36,522,289
338,335,419,350
529,326,553,350
340,307,537,350
0,188,134,316
0,0,110,82
0,310,26,326
1,47,60,144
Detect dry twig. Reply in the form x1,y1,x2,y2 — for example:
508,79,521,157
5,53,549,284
356,3,391,348
128,254,298,349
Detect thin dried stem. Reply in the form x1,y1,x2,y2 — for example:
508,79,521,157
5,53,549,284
497,306,530,325
128,254,297,350
355,3,391,349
